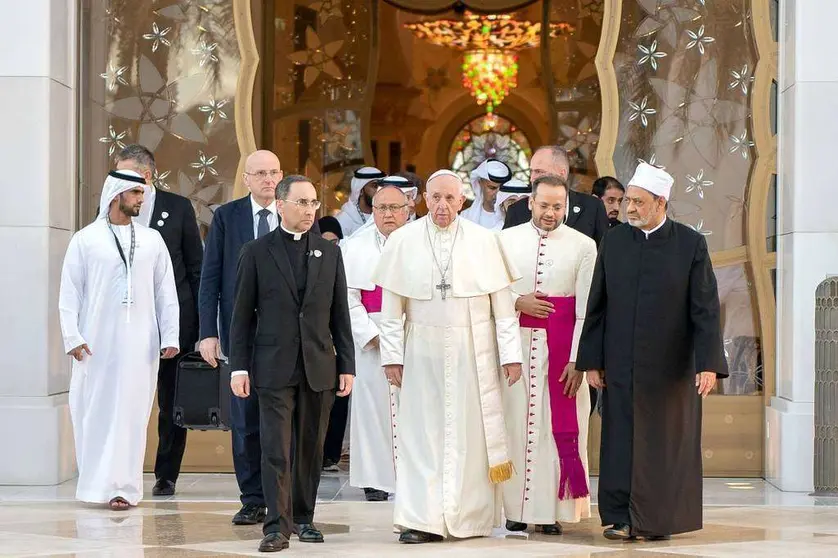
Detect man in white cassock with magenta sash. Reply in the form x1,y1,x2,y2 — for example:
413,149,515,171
343,184,411,502
499,174,597,534
59,170,180,510
372,170,523,545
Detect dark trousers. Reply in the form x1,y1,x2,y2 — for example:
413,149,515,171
323,393,349,463
231,391,264,506
256,381,335,537
154,355,187,483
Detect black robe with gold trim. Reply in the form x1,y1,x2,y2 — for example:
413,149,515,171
576,219,728,536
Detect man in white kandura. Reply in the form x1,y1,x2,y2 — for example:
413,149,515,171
372,169,523,544
336,166,385,237
343,184,411,502
59,170,180,510
499,174,597,534
460,158,512,229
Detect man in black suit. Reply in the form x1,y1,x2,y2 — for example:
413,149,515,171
229,174,355,553
198,150,320,525
114,145,203,497
503,146,609,246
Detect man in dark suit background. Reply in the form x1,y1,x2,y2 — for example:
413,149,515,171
229,174,355,553
503,146,609,246
114,145,203,497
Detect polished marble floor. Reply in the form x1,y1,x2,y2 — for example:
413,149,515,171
0,473,837,557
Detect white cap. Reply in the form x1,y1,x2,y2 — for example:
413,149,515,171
98,170,146,220
628,162,674,200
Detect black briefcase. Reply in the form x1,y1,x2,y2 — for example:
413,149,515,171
173,351,232,431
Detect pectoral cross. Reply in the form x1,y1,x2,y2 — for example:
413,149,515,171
436,276,451,300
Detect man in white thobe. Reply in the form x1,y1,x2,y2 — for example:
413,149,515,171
59,170,180,510
343,185,411,502
336,166,385,237
372,170,523,544
491,178,531,231
460,158,512,229
499,174,597,533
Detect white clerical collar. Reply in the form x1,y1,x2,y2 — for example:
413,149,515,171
250,194,277,217
640,215,667,239
530,220,562,239
280,223,303,241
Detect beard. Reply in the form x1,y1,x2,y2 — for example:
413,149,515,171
119,199,141,217
362,191,373,209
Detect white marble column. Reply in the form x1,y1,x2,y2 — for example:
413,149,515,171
0,0,78,484
770,0,838,492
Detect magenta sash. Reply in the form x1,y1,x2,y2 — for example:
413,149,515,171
519,296,589,500
360,286,383,313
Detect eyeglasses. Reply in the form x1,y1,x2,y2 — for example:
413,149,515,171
285,198,321,210
373,203,408,214
245,170,282,180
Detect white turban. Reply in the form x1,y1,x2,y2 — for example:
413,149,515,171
494,178,531,213
98,170,147,220
377,175,418,200
350,166,385,203
468,158,511,204
628,163,674,200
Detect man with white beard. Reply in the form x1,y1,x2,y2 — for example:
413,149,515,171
342,184,411,502
499,174,597,534
372,170,523,544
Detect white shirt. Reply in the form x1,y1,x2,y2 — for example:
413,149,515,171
641,216,667,239
137,186,157,228
251,195,278,238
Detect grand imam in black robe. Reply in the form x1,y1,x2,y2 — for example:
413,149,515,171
576,218,728,536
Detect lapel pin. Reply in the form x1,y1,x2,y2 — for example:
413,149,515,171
313,249,322,258
157,219,165,227
573,206,581,214
161,211,169,219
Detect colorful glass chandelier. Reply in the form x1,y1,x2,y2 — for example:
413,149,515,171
405,12,573,113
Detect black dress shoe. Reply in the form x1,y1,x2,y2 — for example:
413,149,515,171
295,523,324,543
151,479,175,497
363,488,390,501
399,530,443,544
258,532,289,552
505,520,528,532
604,523,634,540
232,503,267,525
537,523,563,535
643,534,671,541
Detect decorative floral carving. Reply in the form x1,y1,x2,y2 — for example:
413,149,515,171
287,27,344,88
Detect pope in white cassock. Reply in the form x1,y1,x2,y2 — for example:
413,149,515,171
372,170,524,545
336,166,385,237
342,184,411,502
59,170,180,510
499,174,597,534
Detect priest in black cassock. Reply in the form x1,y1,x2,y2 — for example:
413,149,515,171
576,162,728,542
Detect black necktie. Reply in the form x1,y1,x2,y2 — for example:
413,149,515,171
257,208,270,238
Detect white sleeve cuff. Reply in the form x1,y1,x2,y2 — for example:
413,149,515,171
230,370,249,378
